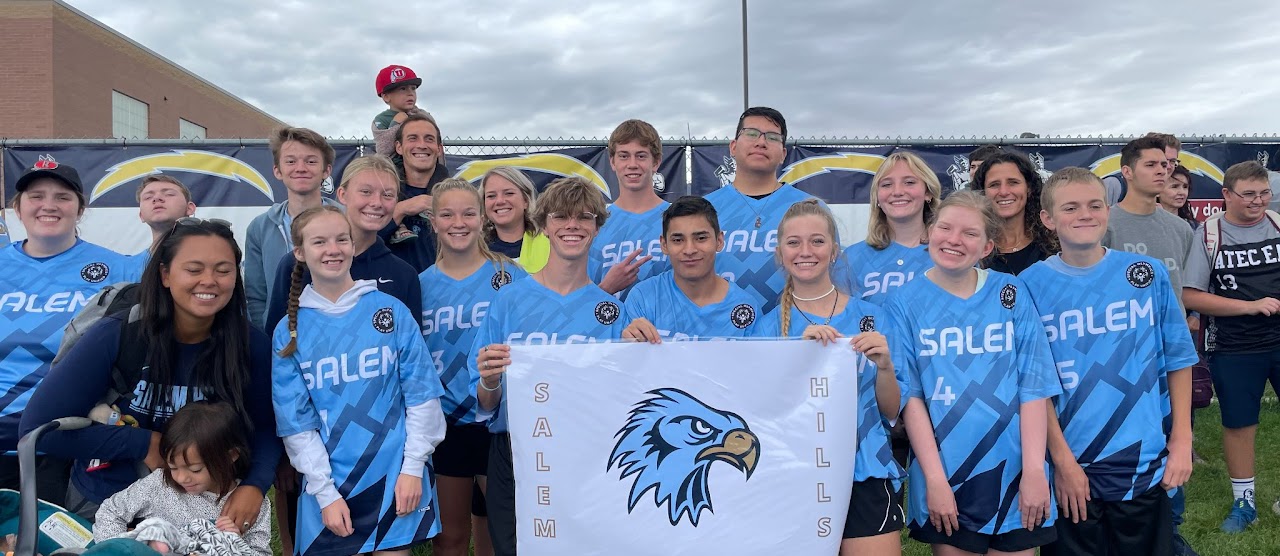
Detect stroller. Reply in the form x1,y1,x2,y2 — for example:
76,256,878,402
5,417,95,556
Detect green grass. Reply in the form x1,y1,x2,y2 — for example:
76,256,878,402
271,398,1280,556
900,396,1280,556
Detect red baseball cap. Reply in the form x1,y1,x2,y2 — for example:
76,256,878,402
375,65,422,96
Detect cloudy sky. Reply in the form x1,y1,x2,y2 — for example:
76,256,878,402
68,0,1280,141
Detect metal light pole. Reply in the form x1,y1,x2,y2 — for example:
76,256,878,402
742,0,749,112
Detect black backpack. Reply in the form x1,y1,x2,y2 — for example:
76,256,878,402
52,282,150,408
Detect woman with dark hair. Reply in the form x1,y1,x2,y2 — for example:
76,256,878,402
969,151,1057,275
21,218,282,531
1161,164,1198,229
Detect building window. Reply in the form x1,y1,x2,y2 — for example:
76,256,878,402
179,118,206,139
112,91,148,139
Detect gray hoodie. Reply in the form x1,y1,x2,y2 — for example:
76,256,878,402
242,198,342,330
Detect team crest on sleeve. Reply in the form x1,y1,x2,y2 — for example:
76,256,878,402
859,315,875,332
607,388,759,526
999,284,1017,309
1126,261,1155,288
490,270,513,290
372,307,396,333
80,262,109,283
595,301,620,325
729,304,756,329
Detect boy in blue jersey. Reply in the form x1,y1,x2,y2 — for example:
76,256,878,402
1023,168,1196,555
621,196,759,342
889,191,1060,555
705,106,817,314
472,177,624,556
590,119,667,298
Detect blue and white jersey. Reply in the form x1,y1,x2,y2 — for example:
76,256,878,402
884,270,1061,535
757,300,908,485
1022,250,1197,502
0,240,136,450
420,259,528,426
622,271,760,340
272,291,442,556
470,277,623,433
705,183,816,314
588,202,670,300
836,241,932,306
0,217,8,248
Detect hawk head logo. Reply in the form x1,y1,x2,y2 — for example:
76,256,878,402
607,388,760,526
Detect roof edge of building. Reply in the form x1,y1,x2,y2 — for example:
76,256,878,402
54,0,288,129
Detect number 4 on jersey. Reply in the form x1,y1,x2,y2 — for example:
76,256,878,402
931,377,956,405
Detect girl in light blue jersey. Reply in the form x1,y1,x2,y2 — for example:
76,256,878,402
421,178,525,556
759,199,908,555
273,206,446,556
840,151,939,306
889,190,1060,555
1,160,134,500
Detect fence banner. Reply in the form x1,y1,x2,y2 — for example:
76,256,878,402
4,140,1277,252
1,144,687,252
690,142,1280,203
504,340,858,556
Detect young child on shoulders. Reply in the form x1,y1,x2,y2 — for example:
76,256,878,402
372,64,430,158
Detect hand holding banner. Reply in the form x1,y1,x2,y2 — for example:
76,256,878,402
506,339,858,556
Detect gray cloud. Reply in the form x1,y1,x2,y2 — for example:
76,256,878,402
69,0,1280,140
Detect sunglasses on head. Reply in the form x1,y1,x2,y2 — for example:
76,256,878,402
173,217,232,229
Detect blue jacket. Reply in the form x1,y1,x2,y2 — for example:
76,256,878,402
243,198,343,331
264,236,423,334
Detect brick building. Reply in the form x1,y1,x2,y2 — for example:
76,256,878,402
0,0,285,139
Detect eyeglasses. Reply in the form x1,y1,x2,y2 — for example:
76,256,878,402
737,127,785,145
1227,188,1273,203
547,211,597,225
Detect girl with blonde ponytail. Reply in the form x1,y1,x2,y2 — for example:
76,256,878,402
420,178,526,556
272,206,446,556
756,199,908,555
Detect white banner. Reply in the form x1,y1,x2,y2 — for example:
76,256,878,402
506,340,859,556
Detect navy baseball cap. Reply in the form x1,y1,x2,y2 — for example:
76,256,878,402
14,155,83,195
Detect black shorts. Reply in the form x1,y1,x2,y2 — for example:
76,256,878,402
909,522,1056,553
435,422,491,478
842,478,905,539
1040,485,1172,556
1210,349,1280,429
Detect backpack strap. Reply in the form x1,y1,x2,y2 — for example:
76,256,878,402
1203,212,1224,264
1202,209,1280,265
99,307,148,409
